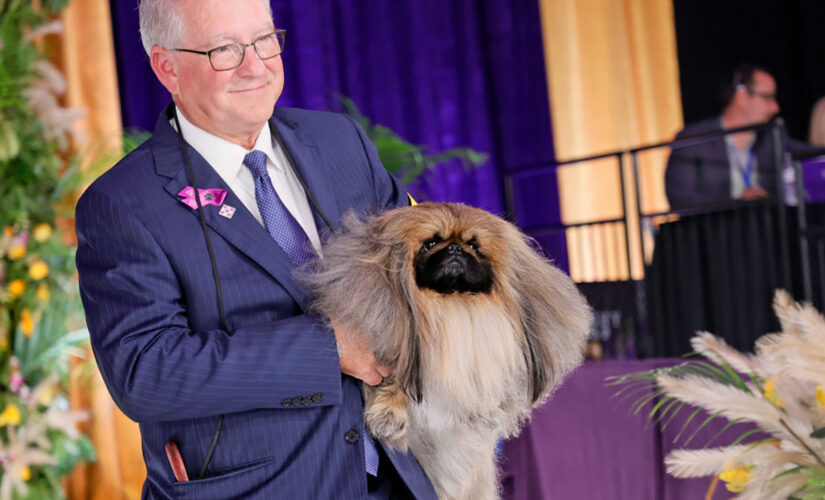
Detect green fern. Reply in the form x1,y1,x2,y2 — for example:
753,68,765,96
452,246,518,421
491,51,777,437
337,95,488,186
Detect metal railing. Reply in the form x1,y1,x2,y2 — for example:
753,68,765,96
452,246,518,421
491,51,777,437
503,119,819,353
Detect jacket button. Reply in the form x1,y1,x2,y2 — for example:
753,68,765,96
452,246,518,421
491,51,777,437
312,393,322,403
301,396,312,406
345,429,360,444
281,399,292,407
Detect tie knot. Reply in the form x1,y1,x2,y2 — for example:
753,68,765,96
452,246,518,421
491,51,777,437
243,150,268,178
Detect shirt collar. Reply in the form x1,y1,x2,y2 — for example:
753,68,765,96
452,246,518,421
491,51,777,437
174,106,280,182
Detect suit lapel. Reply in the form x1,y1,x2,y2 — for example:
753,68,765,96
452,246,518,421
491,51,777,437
270,111,340,241
152,108,311,309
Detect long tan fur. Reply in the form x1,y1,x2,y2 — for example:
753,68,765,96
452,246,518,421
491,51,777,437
301,203,592,499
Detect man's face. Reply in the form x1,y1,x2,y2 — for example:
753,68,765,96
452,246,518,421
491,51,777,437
168,0,284,142
743,71,780,124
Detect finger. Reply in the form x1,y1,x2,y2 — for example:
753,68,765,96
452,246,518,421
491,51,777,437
376,363,391,378
362,371,383,386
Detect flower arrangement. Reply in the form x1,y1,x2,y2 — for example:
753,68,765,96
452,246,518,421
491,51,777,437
612,290,825,499
0,1,96,498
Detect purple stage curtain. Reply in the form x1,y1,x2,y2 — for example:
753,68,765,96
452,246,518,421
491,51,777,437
501,359,756,500
108,1,562,243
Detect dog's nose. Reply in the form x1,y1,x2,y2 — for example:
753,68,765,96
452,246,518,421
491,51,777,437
447,242,462,254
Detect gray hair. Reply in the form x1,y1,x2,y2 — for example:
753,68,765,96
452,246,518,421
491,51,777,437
138,0,273,56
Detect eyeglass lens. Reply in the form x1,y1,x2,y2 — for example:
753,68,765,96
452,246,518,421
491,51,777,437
210,32,284,70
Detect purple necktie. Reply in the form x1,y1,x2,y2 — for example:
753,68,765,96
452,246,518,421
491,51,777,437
243,150,315,267
243,150,380,476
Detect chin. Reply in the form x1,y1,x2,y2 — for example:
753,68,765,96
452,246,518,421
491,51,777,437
300,202,592,499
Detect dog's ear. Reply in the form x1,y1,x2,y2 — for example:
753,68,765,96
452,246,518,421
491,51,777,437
299,210,421,399
507,230,592,404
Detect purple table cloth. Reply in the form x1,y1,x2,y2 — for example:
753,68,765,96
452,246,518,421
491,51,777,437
500,359,754,500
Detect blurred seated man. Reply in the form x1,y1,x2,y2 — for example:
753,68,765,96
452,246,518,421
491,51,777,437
665,64,820,210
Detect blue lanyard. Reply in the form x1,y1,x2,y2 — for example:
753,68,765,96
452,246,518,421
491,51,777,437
729,144,755,188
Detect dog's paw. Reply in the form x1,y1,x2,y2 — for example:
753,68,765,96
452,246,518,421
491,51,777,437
365,385,409,450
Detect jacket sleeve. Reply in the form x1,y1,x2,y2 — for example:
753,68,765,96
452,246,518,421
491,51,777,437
664,131,724,210
76,187,343,423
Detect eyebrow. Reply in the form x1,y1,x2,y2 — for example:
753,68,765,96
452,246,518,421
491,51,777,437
205,25,275,46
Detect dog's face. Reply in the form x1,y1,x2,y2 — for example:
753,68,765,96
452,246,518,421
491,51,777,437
413,232,494,294
385,203,512,297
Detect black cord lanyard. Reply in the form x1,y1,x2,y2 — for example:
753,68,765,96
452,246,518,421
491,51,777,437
172,107,332,479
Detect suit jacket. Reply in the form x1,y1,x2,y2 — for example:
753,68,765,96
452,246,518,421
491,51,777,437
664,117,822,209
76,105,437,499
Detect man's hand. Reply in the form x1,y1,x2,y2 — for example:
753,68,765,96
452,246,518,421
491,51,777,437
332,319,390,386
740,186,769,200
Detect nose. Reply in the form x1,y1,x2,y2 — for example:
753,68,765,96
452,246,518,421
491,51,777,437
447,243,462,254
236,45,267,74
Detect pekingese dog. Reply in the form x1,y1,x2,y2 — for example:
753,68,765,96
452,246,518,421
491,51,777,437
301,202,592,500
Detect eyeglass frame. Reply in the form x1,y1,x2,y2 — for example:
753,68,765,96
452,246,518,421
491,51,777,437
172,29,286,71
735,83,777,103
748,89,777,102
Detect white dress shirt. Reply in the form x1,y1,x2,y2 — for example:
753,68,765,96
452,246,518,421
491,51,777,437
173,106,322,253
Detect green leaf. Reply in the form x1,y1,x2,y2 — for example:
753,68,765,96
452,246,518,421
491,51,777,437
685,410,725,445
336,95,488,188
810,427,825,439
727,428,762,447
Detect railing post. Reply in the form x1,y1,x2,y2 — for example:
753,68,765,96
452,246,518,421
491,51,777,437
772,121,792,291
617,153,634,281
630,151,648,355
794,158,813,301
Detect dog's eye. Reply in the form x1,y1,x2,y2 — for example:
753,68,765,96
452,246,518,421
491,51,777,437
421,235,442,252
467,238,480,251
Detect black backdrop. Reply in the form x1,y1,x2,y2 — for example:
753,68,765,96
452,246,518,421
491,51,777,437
673,0,825,141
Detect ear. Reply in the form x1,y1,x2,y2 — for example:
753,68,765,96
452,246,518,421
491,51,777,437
296,210,419,396
150,46,180,96
509,232,593,404
388,244,423,403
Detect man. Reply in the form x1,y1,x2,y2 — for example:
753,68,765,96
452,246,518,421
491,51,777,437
75,0,437,498
665,64,820,209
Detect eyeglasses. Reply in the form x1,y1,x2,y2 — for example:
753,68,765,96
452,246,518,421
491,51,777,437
748,90,777,102
736,84,777,103
173,30,286,71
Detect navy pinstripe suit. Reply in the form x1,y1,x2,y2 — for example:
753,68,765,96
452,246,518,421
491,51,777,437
76,105,437,499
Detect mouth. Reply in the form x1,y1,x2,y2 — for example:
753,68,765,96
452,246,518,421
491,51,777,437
440,257,465,277
230,83,269,93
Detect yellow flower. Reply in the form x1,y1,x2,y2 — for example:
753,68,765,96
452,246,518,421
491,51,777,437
32,223,51,242
19,465,31,481
3,227,12,238
0,337,7,350
0,404,21,426
764,378,785,408
37,384,55,407
7,279,25,298
28,261,49,280
719,464,753,493
36,284,50,302
19,308,34,337
7,244,26,260
817,384,825,409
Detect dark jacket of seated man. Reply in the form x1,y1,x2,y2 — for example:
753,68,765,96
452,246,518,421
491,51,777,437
664,117,824,210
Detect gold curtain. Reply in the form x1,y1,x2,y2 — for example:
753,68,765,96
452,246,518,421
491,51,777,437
538,0,683,281
46,0,145,498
